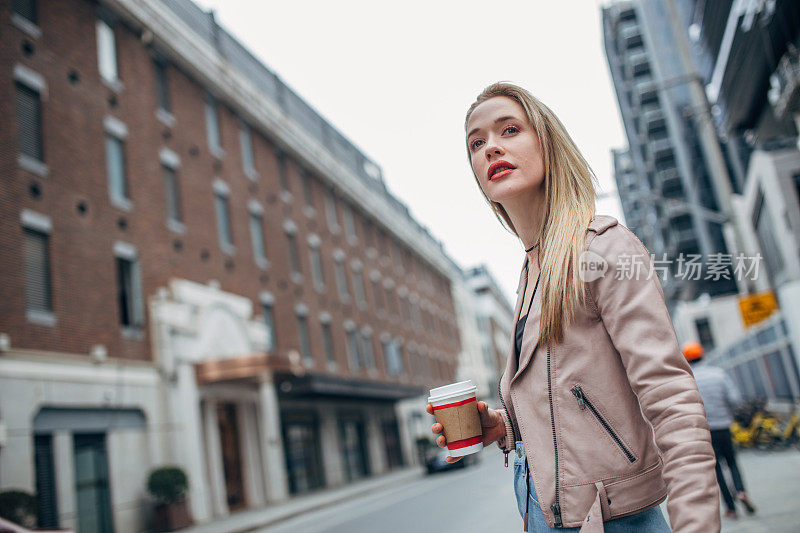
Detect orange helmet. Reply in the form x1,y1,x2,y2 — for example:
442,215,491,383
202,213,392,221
682,341,704,361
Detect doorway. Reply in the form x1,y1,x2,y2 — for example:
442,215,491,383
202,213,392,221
217,403,246,511
73,433,114,533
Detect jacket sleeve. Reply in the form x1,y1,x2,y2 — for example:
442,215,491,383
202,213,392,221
587,226,720,533
495,409,515,453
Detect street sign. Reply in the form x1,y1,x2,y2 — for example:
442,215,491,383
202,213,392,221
738,291,778,328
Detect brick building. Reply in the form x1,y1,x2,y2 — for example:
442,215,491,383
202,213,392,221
0,0,461,530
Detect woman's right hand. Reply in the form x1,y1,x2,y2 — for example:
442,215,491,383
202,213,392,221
426,401,506,463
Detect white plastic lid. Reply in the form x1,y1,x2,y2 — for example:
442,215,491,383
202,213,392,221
427,380,477,404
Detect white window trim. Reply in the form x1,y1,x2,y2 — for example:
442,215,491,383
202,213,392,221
18,155,49,177
104,116,128,139
212,178,230,196
113,240,138,261
159,147,180,169
295,303,309,316
319,311,332,323
259,291,275,305
27,309,57,327
283,219,298,235
156,108,176,128
11,13,42,39
96,19,119,85
307,233,321,248
14,64,47,97
21,209,52,233
248,199,264,215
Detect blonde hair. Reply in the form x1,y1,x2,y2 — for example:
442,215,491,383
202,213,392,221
465,82,598,347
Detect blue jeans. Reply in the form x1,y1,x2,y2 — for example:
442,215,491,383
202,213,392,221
513,441,671,532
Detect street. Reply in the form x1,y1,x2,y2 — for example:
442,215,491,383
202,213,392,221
259,447,800,533
261,447,520,533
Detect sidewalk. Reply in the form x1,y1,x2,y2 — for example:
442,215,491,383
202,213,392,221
719,447,800,533
182,466,424,533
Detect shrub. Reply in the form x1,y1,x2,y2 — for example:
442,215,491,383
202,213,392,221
0,490,38,528
147,467,188,504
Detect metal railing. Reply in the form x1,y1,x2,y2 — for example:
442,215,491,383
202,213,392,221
707,314,800,404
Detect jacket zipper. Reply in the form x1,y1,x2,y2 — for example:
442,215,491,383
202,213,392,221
571,385,637,463
498,378,517,467
547,346,562,527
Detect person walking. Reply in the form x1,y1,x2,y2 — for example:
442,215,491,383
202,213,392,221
427,82,720,532
683,341,756,519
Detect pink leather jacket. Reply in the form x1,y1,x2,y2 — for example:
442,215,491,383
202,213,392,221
497,215,720,532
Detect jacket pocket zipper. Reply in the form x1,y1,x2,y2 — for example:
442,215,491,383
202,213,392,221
570,385,637,463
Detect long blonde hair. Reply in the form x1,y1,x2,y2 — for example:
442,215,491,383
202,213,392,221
465,82,598,347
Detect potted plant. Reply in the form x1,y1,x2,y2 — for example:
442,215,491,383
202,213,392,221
147,467,192,532
0,490,38,528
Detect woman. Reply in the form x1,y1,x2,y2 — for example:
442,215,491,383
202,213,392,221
427,83,720,532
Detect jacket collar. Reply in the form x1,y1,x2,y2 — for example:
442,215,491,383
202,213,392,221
506,215,619,384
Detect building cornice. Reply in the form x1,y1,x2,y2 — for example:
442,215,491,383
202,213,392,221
105,0,454,279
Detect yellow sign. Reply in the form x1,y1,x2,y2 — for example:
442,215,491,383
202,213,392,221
738,292,778,328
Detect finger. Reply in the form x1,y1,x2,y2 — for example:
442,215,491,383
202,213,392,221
477,401,487,413
426,404,434,415
445,456,462,463
437,435,446,447
430,422,443,434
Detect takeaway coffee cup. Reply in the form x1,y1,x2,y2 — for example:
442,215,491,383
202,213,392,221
427,380,483,457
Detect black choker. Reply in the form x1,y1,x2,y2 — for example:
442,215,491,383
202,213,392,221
525,242,540,253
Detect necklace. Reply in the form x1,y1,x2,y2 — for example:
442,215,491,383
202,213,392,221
525,241,540,253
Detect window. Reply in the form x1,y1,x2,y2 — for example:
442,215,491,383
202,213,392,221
385,285,397,315
214,185,233,251
363,219,374,249
372,278,384,312
116,249,143,329
163,165,181,224
321,320,335,365
250,212,267,266
695,317,715,351
793,172,800,218
105,134,128,204
352,266,366,307
205,96,222,155
34,434,58,528
324,189,338,231
385,340,404,376
13,0,37,24
153,59,170,113
752,187,784,283
96,19,118,83
399,296,410,322
240,123,255,177
301,170,314,207
342,203,356,242
23,227,52,315
334,257,349,301
262,302,277,352
346,327,360,371
297,313,312,364
15,82,43,162
309,241,325,291
277,151,290,193
287,232,301,275
360,331,375,369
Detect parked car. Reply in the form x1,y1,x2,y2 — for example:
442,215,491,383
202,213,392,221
0,517,72,532
424,446,480,474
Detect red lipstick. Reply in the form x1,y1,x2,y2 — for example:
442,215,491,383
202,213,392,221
487,160,516,181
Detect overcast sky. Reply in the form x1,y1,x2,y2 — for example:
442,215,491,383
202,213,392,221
194,0,626,303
